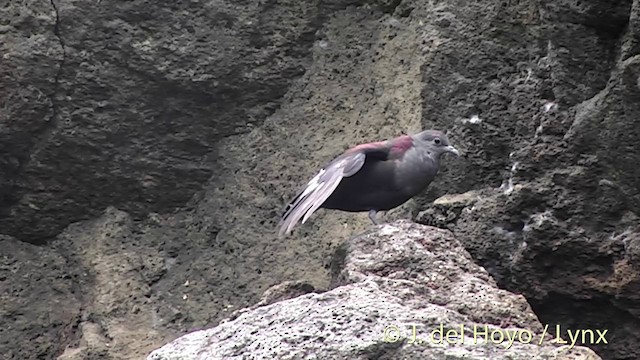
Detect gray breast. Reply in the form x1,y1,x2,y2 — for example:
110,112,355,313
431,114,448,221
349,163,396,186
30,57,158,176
393,147,440,196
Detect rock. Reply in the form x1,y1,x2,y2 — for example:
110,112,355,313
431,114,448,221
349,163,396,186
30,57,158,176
0,235,82,359
52,207,169,360
2,0,639,358
439,187,640,360
408,1,640,359
416,191,482,230
147,221,601,360
223,280,317,323
0,0,333,243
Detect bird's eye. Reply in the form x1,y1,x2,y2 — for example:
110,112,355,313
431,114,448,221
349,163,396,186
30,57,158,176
433,138,441,145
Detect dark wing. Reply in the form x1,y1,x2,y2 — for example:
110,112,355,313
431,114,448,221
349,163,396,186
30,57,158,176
277,146,389,237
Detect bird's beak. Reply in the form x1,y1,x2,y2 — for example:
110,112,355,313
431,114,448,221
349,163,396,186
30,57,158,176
444,145,460,157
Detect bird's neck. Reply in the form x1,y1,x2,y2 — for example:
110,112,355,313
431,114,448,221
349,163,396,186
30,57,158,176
394,147,440,194
413,147,440,169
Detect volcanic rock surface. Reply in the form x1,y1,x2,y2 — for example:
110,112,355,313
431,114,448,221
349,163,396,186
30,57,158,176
147,221,601,360
1,0,639,359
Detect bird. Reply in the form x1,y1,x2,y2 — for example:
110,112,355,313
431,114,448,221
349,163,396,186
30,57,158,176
277,130,460,237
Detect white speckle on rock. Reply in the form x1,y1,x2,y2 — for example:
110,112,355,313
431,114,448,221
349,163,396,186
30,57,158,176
460,115,482,124
499,161,519,195
523,210,554,232
542,101,558,113
534,123,543,138
378,224,399,236
500,178,514,195
598,179,615,187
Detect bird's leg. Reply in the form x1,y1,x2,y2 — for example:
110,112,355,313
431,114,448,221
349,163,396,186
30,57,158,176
368,210,380,225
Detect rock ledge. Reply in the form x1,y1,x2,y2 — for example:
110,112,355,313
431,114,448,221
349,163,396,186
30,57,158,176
147,221,600,360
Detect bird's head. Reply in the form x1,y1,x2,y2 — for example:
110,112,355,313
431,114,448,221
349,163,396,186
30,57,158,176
412,130,460,158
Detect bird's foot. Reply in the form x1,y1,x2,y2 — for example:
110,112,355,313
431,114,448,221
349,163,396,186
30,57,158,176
368,210,380,225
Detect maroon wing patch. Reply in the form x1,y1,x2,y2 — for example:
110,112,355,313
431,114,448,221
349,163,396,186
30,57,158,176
389,135,413,158
345,135,412,160
346,140,388,154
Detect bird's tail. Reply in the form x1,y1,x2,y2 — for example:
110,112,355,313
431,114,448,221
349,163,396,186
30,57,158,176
277,168,343,238
277,190,306,238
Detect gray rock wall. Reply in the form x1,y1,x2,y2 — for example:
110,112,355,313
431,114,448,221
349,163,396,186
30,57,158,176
1,0,329,242
1,0,638,359
413,1,640,359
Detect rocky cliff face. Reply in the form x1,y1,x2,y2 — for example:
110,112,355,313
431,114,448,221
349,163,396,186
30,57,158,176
1,0,638,359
